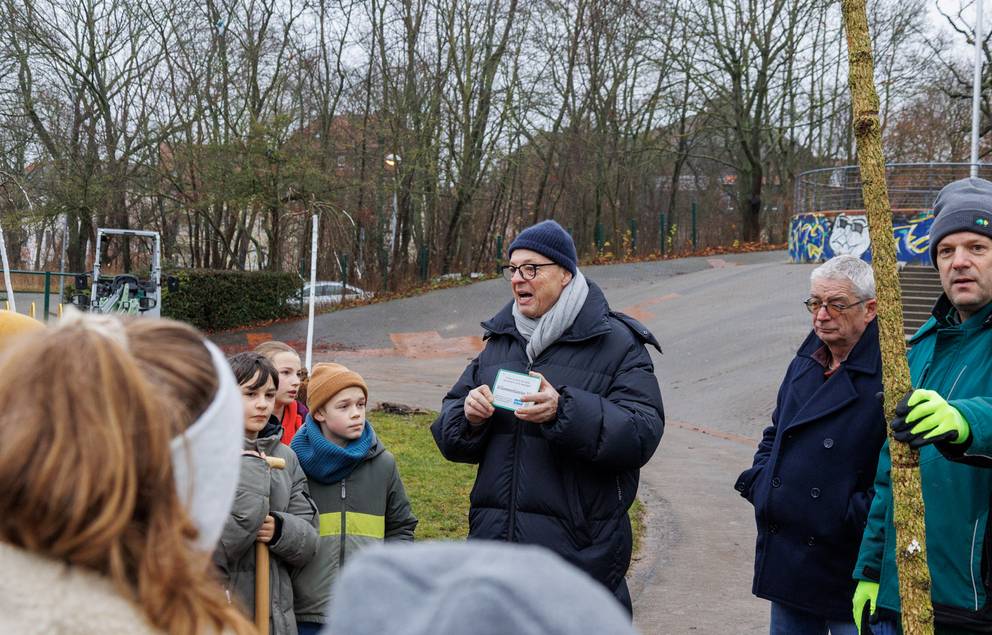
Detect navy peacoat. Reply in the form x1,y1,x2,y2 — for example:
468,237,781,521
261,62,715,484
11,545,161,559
431,281,664,609
734,318,886,621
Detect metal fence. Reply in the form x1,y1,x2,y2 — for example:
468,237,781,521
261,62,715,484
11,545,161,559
0,270,80,321
795,163,992,214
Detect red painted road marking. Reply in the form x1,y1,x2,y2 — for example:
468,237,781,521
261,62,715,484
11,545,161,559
669,420,756,446
620,293,680,322
706,258,739,269
228,330,483,360
245,332,273,348
388,331,484,358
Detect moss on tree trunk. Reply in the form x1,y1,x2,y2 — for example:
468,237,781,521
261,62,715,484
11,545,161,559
841,0,934,632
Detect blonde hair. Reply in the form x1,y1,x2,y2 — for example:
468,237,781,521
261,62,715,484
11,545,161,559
254,340,305,406
253,340,299,360
0,318,253,635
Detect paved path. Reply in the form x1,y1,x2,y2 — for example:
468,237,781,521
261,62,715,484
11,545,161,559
214,251,815,633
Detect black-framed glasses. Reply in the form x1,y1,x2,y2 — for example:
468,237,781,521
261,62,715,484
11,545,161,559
803,297,869,317
501,262,558,281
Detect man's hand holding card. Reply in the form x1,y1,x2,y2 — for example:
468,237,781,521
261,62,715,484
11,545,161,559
514,371,559,425
465,370,559,426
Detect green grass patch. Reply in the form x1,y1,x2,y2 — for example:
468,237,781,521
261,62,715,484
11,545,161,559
372,410,475,539
629,498,644,556
372,410,646,555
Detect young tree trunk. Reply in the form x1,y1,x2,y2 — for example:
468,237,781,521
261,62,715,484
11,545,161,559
841,1,934,633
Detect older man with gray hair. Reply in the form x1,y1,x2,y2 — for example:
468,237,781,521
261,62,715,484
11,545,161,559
735,255,886,634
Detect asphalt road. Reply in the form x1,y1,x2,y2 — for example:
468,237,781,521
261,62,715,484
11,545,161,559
215,250,816,633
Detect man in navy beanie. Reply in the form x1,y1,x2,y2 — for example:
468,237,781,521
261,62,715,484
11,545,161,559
852,177,992,634
432,219,664,615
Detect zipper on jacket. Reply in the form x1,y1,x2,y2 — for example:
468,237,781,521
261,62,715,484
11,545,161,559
508,362,533,542
971,517,981,610
339,478,347,566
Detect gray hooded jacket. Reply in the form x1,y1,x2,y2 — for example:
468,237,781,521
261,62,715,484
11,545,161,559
213,423,319,634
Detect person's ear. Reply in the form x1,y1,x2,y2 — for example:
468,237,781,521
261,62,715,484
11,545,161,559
864,298,878,322
561,268,573,287
312,408,325,423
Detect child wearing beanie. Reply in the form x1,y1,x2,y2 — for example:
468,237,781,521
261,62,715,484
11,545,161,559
290,363,418,634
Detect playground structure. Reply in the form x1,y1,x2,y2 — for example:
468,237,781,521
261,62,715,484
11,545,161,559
0,228,175,321
70,228,175,317
789,163,992,263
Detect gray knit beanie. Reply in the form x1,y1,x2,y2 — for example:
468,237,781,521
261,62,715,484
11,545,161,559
928,177,992,267
508,220,578,275
322,541,637,635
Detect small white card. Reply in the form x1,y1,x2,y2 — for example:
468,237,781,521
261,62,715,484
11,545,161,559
492,369,542,412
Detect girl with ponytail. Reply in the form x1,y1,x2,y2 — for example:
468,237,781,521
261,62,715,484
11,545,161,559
0,314,254,635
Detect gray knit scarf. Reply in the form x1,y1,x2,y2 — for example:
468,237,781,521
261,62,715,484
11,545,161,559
512,270,589,363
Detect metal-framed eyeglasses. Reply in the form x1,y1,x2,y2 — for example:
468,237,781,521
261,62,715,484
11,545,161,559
803,297,869,317
501,262,558,281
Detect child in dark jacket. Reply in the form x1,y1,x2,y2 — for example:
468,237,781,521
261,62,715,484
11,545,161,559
290,363,418,635
214,352,319,634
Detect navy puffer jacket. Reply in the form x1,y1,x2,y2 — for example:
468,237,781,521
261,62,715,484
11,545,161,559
431,281,664,603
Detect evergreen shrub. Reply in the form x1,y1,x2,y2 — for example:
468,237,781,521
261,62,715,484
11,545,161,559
163,269,302,330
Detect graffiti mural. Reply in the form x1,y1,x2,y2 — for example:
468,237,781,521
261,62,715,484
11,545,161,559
789,210,935,264
788,214,832,263
828,214,871,259
892,212,934,262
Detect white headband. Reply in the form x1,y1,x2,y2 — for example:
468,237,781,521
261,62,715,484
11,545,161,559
170,340,244,552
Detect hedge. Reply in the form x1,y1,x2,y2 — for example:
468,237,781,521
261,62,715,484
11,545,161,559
162,269,303,331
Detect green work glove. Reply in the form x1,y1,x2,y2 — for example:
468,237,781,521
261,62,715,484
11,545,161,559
890,388,970,448
852,580,879,635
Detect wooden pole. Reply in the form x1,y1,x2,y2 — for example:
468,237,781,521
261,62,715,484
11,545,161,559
255,455,286,635
841,1,934,632
254,543,270,635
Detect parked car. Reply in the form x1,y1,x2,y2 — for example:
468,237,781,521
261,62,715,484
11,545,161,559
290,281,373,306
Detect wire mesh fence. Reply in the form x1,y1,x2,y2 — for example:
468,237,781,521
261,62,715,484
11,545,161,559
795,163,992,214
788,163,992,264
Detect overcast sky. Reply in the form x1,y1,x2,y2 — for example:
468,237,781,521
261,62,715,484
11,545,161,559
931,0,982,60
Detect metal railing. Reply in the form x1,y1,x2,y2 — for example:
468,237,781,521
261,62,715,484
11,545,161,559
795,163,992,214
0,269,83,321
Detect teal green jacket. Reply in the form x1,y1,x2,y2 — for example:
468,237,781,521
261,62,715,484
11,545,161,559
854,297,992,629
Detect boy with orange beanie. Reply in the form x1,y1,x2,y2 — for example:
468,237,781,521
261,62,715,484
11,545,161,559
289,363,417,635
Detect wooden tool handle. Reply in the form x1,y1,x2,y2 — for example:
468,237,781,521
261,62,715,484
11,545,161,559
254,454,282,634
255,541,270,635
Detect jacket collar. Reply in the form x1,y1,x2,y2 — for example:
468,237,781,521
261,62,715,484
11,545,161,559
911,294,992,344
796,317,880,375
784,319,880,432
481,279,612,343
244,416,284,453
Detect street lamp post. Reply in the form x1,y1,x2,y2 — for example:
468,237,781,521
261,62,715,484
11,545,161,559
305,213,318,372
383,154,401,270
0,170,33,313
973,0,985,178
303,200,356,372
